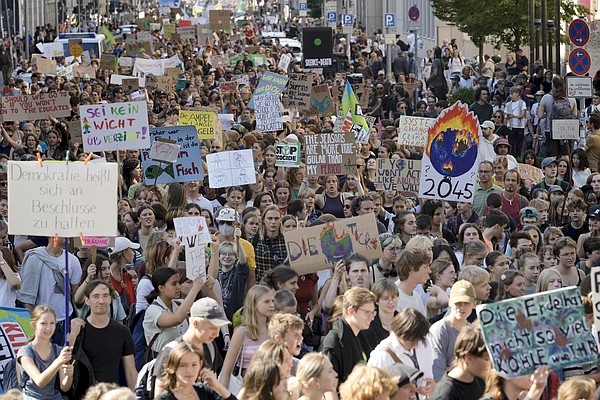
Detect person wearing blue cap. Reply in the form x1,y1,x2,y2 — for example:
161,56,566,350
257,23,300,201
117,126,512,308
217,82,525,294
529,157,570,196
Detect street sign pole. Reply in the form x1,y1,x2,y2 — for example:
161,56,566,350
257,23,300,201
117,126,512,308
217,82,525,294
384,9,393,81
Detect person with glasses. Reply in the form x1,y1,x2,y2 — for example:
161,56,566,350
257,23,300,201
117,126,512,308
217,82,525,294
371,234,403,284
430,280,477,382
359,279,400,356
322,287,376,384
472,160,503,216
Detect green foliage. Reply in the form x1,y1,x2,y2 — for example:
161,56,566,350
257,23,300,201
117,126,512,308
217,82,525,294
448,88,475,106
308,0,323,18
431,0,588,52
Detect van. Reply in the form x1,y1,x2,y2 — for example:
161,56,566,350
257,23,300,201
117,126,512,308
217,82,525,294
54,32,107,59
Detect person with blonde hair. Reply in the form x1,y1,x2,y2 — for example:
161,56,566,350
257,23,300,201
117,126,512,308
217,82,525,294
239,361,288,400
339,365,397,400
536,268,563,292
557,377,595,400
294,353,338,400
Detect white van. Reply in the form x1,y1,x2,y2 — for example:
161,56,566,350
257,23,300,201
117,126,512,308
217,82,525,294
54,32,107,59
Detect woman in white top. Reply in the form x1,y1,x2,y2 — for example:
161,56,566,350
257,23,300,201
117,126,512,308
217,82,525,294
0,247,20,307
448,49,464,76
504,86,527,158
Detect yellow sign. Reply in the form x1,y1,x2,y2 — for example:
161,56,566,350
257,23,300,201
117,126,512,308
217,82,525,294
179,111,215,140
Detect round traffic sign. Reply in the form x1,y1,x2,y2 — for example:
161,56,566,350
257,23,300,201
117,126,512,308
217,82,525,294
408,6,420,22
568,48,591,76
70,44,83,57
568,19,590,46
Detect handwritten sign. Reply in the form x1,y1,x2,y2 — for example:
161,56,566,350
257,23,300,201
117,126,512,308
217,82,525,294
0,307,33,391
275,142,301,167
210,54,230,68
206,149,256,188
398,115,433,147
173,216,212,244
248,72,288,109
255,94,282,132
66,120,82,143
74,236,115,248
591,267,600,349
219,81,238,95
218,114,235,132
304,132,356,176
8,161,118,237
284,214,382,275
174,215,211,279
179,111,215,140
141,125,202,184
310,84,335,116
278,53,292,71
80,101,150,152
100,54,116,71
0,92,71,122
287,73,313,111
32,56,57,75
477,287,597,378
145,75,177,91
552,120,580,140
376,159,421,194
177,26,196,39
149,138,179,163
163,23,176,38
517,163,543,185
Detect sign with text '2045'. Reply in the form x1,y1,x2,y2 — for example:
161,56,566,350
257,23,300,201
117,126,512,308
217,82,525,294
419,102,479,202
81,101,150,152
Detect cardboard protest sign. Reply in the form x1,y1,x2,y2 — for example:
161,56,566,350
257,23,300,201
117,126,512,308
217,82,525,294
32,56,57,75
163,23,176,38
219,81,238,95
591,267,600,349
206,149,256,188
284,214,382,275
477,287,598,378
66,120,83,143
72,65,96,79
179,111,215,140
398,115,433,147
165,67,181,78
0,306,33,390
100,54,116,71
145,75,177,91
126,41,152,57
209,10,232,31
141,125,202,184
304,132,356,176
376,159,421,194
8,161,118,237
80,101,150,151
210,54,230,69
0,92,71,122
286,73,313,111
517,163,543,185
275,142,301,167
255,94,282,132
418,102,480,202
122,78,140,94
177,26,196,39
118,57,134,67
248,72,288,109
310,84,335,116
173,217,211,280
552,120,580,140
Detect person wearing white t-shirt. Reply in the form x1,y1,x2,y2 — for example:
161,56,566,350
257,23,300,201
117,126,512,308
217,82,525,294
396,249,430,317
0,248,20,307
504,86,527,158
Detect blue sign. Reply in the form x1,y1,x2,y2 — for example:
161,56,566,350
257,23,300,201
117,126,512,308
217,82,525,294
142,125,203,184
384,13,395,27
568,19,590,46
299,2,307,10
569,48,591,76
327,12,337,23
342,14,353,25
408,5,420,21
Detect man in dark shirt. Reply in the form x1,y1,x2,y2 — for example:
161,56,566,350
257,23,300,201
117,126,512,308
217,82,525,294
69,281,137,389
430,325,488,400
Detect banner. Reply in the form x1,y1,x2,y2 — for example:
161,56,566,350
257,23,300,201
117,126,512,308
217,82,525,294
305,132,356,176
418,102,479,202
206,149,256,188
255,94,282,132
179,111,215,140
286,73,313,111
376,159,421,194
477,287,597,378
80,101,150,152
0,92,71,122
397,115,433,147
0,307,33,393
8,161,118,237
275,142,301,167
310,84,335,116
141,125,203,184
284,214,382,275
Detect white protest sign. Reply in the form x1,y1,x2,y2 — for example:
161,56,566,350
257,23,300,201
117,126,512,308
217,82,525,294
8,161,118,237
278,53,292,71
591,267,600,345
397,115,433,147
173,216,212,244
149,139,180,163
552,119,580,140
419,102,479,202
255,94,283,132
218,114,235,131
119,57,134,67
80,101,150,152
173,216,211,281
206,149,256,188
286,73,313,111
184,245,206,280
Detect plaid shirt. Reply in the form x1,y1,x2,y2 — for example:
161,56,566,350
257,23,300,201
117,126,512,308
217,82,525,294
251,234,288,282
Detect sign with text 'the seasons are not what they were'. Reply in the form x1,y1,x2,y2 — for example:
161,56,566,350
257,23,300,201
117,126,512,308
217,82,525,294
7,161,118,237
80,101,150,152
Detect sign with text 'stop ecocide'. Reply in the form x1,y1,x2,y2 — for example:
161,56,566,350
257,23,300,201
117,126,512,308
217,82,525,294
477,287,597,378
8,161,118,237
80,101,150,152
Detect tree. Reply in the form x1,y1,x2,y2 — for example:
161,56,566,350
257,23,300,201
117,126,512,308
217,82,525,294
431,0,588,55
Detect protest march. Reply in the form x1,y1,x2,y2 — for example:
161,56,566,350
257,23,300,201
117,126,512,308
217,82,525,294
1,1,600,399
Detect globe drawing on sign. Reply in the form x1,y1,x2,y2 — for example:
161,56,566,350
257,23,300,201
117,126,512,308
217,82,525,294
426,102,480,177
320,224,353,263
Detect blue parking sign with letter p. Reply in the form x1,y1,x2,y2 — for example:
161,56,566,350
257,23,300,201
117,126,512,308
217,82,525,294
384,13,395,27
342,14,353,25
327,12,337,22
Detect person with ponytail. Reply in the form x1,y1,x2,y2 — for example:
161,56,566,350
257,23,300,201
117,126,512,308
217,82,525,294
142,267,205,356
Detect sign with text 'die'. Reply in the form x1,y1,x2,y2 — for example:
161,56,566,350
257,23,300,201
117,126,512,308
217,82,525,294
477,287,597,378
8,161,118,237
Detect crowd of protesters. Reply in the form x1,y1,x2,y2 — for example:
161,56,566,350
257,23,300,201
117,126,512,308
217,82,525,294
0,4,600,400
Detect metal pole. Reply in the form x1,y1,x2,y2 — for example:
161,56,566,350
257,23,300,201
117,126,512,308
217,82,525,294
529,0,535,71
415,29,419,102
24,0,29,60
0,0,5,39
541,0,547,69
554,0,560,75
385,0,392,81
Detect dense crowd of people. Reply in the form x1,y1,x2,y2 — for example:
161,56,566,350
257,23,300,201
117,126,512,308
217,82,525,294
0,5,600,400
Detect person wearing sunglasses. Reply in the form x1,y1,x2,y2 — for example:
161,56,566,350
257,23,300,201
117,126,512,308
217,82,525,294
371,233,402,284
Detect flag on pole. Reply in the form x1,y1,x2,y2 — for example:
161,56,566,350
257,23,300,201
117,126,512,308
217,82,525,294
341,81,370,142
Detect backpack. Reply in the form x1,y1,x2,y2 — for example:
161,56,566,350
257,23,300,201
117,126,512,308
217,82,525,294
1,358,22,391
550,96,573,130
134,340,179,400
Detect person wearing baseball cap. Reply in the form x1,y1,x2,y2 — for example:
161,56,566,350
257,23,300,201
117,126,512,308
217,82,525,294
430,280,476,382
153,298,231,396
530,157,571,195
384,363,424,400
479,120,498,162
213,207,256,291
